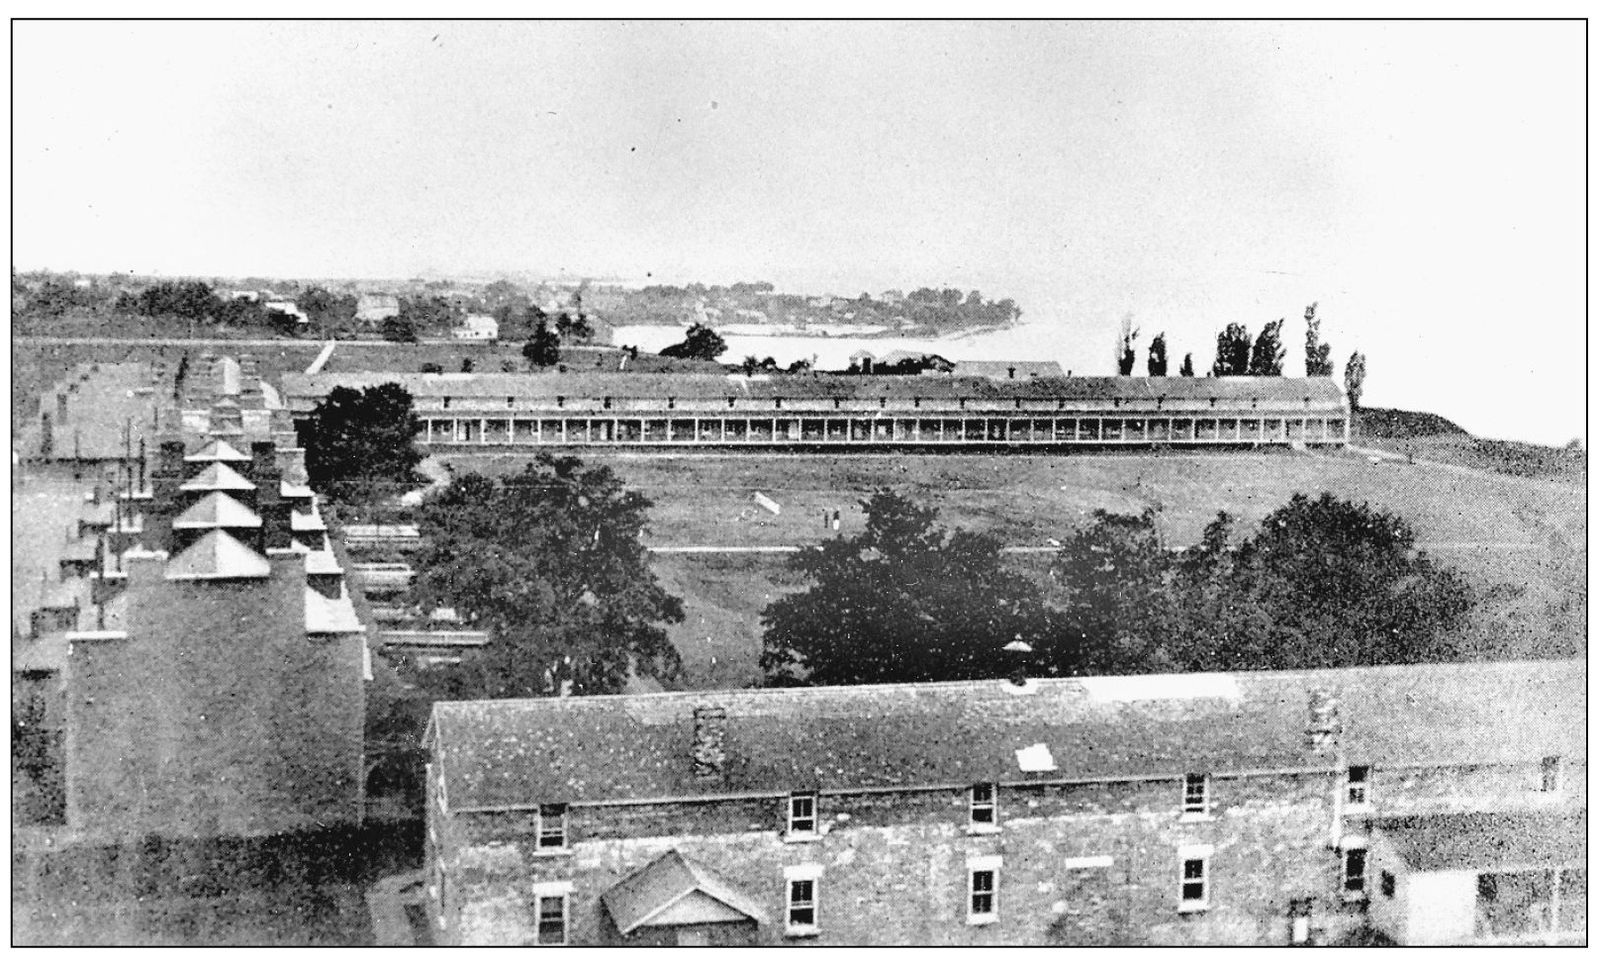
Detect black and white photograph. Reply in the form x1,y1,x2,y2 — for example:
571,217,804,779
9,17,1586,946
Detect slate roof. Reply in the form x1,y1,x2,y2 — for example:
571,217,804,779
164,530,272,580
281,371,1348,408
179,462,257,493
1377,810,1585,872
428,659,1582,810
602,849,767,934
171,492,263,530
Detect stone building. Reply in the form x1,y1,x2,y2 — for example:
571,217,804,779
279,372,1351,451
422,659,1583,946
15,354,371,840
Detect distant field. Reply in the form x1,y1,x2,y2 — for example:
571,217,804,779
446,448,1586,684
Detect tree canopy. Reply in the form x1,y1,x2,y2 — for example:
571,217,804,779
1146,333,1168,376
303,383,424,502
660,322,728,361
1247,318,1286,376
524,315,561,366
1303,302,1334,376
411,455,684,697
1212,323,1252,376
1179,353,1195,376
760,491,1056,686
1116,321,1138,376
1344,351,1368,410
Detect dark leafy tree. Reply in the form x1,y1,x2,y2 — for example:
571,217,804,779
1344,351,1367,411
1247,318,1286,376
523,316,561,366
1303,302,1333,376
1172,512,1274,672
786,358,812,373
381,313,418,343
1179,353,1196,377
1116,319,1139,376
303,384,424,502
556,312,595,343
761,491,1056,686
297,287,358,331
1224,493,1473,669
132,281,218,321
1050,509,1183,675
1212,323,1252,376
1147,333,1169,376
660,322,728,361
411,455,684,697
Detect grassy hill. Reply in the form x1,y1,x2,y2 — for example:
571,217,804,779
451,448,1586,689
1356,406,1585,484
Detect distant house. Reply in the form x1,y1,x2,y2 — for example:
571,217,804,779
952,360,1065,381
356,294,401,326
227,290,262,302
879,289,905,306
265,300,309,325
72,277,93,290
454,314,499,341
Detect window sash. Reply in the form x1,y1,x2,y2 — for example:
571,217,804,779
1183,774,1209,815
537,804,567,849
787,879,817,927
970,783,997,826
789,792,817,834
1343,848,1368,893
1347,766,1371,805
1542,756,1563,792
535,894,567,945
970,869,997,916
1180,857,1209,906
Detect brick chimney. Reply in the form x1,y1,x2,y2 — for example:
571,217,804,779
1306,689,1342,754
691,705,728,779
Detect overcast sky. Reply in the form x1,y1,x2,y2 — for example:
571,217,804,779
13,20,1586,444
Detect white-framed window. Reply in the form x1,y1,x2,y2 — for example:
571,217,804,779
532,881,572,946
1541,756,1563,792
1178,845,1212,912
1346,765,1371,807
1182,773,1209,817
787,791,818,839
967,855,1002,925
784,864,822,936
536,803,568,851
969,782,998,829
1342,846,1368,896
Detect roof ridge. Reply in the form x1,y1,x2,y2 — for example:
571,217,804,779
433,657,1581,713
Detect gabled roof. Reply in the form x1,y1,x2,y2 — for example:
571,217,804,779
428,659,1583,810
172,492,263,530
602,849,766,934
1377,810,1585,872
165,529,272,580
184,438,251,463
179,462,257,493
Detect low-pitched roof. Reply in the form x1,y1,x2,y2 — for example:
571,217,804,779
428,659,1582,811
165,529,272,580
281,370,1347,408
172,492,263,529
602,849,767,934
179,462,257,493
1377,810,1585,872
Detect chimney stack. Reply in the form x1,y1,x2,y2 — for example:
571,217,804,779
691,705,728,779
1306,689,1342,754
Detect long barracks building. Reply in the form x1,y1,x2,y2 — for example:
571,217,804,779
279,371,1351,451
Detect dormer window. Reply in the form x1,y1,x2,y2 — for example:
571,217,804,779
507,397,515,407
556,396,565,408
442,397,451,409
787,791,818,839
913,397,921,409
537,803,567,851
969,783,998,829
727,397,736,408
668,398,676,409
603,396,612,410
834,398,842,409
879,398,887,409
1182,773,1209,817
775,398,783,409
